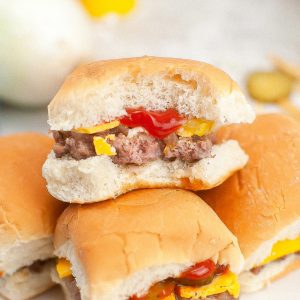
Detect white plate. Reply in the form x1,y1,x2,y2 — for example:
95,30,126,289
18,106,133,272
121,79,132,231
35,269,300,299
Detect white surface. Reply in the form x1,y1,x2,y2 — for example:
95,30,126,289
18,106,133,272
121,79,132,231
36,269,300,299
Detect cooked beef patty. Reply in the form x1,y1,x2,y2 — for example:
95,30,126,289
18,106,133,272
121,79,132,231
52,126,213,165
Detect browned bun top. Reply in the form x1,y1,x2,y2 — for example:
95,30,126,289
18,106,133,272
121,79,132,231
51,56,238,99
201,114,300,259
54,189,243,290
0,133,66,245
48,56,254,131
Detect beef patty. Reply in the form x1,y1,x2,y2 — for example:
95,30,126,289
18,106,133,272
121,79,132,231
52,126,213,165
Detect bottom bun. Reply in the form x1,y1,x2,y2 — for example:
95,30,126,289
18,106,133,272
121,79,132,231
270,259,300,282
43,140,248,203
51,268,79,300
239,254,300,293
0,260,55,300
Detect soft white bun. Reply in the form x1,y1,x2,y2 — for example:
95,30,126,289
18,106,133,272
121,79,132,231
0,133,66,274
54,189,244,300
0,237,53,277
48,56,255,130
200,114,300,289
51,269,74,300
239,255,300,293
43,140,248,203
0,260,55,300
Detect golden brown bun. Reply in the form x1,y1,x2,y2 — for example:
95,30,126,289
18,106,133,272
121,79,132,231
0,133,66,275
54,189,244,300
200,114,300,265
48,56,254,130
0,133,65,244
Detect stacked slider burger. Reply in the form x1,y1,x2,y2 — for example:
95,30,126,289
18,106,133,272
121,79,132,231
201,114,300,293
53,189,245,300
43,56,255,204
42,56,255,299
0,133,65,299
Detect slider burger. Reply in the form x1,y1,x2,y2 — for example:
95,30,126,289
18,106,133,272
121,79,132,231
200,114,300,292
43,56,255,203
53,189,244,300
0,133,65,299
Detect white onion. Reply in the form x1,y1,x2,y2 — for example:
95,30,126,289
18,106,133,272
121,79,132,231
0,0,93,107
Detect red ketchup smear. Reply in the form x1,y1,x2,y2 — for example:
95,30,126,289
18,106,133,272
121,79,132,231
119,108,185,139
129,260,228,300
179,259,216,280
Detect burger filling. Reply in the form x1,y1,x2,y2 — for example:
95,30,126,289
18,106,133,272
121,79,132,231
0,258,54,279
52,108,215,165
56,259,240,300
250,237,300,275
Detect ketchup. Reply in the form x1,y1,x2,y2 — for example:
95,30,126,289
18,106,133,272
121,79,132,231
179,259,216,280
130,281,175,300
119,108,185,139
129,260,228,300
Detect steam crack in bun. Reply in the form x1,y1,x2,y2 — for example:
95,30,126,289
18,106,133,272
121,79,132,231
43,56,255,203
54,189,244,300
200,114,300,293
0,133,66,299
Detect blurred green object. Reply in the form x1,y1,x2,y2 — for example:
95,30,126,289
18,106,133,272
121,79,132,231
0,0,93,108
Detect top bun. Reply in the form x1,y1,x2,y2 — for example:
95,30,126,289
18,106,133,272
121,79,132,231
200,114,300,270
0,133,66,274
54,189,243,300
48,56,254,130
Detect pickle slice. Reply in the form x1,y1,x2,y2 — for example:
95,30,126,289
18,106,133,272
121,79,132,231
174,274,214,287
270,56,300,81
247,71,292,103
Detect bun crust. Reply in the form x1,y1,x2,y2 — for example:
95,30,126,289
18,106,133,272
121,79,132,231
200,114,300,268
0,133,66,273
0,260,55,300
54,189,244,300
48,56,254,130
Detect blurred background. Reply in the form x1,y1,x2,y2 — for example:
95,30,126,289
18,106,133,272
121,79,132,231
1,0,300,135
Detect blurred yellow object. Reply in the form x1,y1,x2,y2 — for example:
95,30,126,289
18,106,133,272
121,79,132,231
81,0,136,17
247,71,292,103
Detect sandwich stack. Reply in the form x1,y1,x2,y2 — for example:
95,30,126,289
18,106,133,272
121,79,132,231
201,113,300,293
0,133,66,299
42,56,256,300
2,57,300,299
